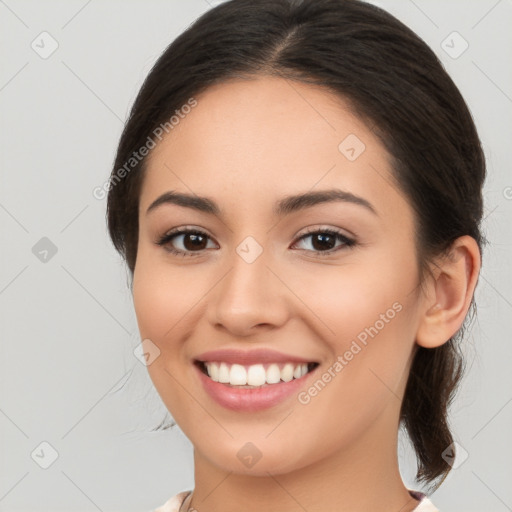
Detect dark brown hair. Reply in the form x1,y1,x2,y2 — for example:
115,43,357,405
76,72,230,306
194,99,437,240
106,0,485,491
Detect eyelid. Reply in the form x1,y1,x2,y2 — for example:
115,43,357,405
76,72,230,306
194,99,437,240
164,225,212,238
294,224,355,240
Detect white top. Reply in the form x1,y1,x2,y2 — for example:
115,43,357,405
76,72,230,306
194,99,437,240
152,489,440,511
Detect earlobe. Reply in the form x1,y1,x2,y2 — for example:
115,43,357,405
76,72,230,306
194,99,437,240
416,236,481,349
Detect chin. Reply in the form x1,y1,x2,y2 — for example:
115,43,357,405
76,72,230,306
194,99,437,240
196,439,312,477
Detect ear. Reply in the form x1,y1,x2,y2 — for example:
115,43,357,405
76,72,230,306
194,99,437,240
416,235,481,349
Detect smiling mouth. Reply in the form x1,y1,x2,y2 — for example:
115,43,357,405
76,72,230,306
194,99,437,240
194,360,320,388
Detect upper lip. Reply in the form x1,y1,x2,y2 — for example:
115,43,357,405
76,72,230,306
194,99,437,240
194,348,318,366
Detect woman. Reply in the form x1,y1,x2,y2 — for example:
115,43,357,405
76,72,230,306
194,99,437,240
106,0,485,510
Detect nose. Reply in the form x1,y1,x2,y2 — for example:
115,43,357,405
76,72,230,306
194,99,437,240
207,246,291,337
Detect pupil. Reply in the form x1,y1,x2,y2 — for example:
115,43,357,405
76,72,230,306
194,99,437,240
313,233,335,251
184,233,207,250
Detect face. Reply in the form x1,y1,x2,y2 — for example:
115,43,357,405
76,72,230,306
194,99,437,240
133,76,426,476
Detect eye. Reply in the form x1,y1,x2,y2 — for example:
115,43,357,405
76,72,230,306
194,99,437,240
291,228,356,255
156,226,356,257
156,228,218,256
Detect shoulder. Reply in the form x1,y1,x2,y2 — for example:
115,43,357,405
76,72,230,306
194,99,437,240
409,489,440,512
152,490,192,512
412,497,440,511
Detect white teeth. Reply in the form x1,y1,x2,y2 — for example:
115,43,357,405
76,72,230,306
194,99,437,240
203,361,313,387
281,363,294,382
218,362,230,383
209,362,219,382
230,364,247,385
247,364,266,386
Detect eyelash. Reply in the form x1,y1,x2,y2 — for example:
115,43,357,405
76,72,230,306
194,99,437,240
155,226,356,258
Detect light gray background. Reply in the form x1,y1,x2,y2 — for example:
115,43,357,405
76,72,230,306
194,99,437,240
0,0,511,511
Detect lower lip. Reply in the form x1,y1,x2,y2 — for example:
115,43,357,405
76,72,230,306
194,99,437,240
194,362,318,412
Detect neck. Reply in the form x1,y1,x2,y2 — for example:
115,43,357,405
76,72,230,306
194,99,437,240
188,415,420,512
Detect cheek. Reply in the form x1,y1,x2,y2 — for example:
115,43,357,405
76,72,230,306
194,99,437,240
131,254,210,418
287,254,418,345
286,253,419,410
132,253,208,341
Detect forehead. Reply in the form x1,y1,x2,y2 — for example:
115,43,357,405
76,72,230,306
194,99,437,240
140,76,406,220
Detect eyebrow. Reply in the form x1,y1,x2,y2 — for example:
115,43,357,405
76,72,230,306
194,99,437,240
146,188,377,217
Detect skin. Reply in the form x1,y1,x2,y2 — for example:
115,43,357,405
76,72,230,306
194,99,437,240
132,76,480,512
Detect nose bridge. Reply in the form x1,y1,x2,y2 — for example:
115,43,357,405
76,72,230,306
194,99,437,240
208,235,290,334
